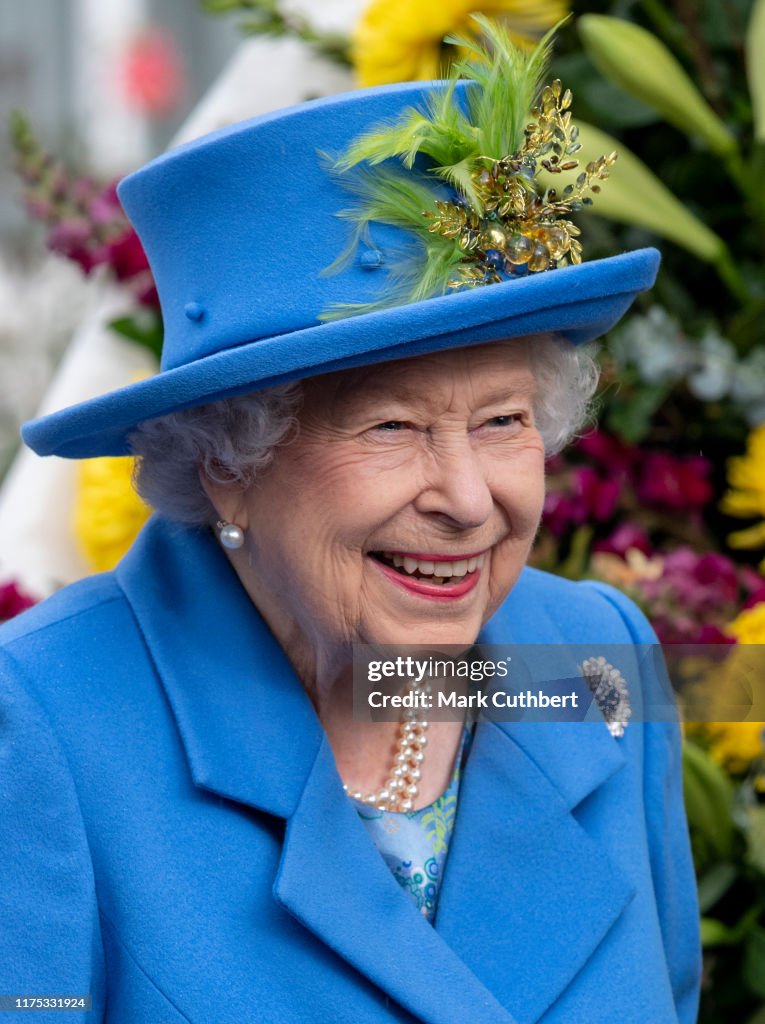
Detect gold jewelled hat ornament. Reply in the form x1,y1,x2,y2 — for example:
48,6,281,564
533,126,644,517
323,16,617,318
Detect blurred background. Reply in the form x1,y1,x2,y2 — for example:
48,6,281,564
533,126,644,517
2,1,765,1019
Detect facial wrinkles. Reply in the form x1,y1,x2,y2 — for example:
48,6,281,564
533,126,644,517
237,340,547,695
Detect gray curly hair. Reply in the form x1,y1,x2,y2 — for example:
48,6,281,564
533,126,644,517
129,335,599,526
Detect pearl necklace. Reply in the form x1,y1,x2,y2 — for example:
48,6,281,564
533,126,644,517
342,682,431,812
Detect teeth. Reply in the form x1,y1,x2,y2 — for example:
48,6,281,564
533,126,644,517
380,551,487,579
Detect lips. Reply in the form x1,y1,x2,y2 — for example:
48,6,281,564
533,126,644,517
375,550,486,584
370,548,487,599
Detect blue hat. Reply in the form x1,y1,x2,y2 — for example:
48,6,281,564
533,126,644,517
22,76,659,460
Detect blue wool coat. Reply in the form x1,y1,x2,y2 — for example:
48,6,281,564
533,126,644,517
0,516,701,1024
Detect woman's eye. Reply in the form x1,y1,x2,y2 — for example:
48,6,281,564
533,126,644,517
488,414,523,428
374,421,406,431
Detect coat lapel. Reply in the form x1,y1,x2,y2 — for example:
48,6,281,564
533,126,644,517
117,518,633,1024
274,732,524,1024
434,719,634,1024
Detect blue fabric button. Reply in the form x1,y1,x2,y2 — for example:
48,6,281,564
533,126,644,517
184,302,205,322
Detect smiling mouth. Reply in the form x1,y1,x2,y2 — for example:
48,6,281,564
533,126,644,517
371,550,487,586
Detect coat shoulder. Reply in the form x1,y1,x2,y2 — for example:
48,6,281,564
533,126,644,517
486,565,659,645
0,572,123,646
0,572,140,711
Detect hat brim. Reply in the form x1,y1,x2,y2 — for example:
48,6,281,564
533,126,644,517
22,248,659,459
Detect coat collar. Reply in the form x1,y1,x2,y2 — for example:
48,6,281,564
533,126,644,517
116,517,634,1024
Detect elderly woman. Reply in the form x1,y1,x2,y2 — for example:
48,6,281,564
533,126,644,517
1,24,699,1024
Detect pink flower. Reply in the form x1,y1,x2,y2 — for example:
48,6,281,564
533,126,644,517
636,452,712,510
87,183,123,225
593,522,653,558
573,467,621,522
575,430,639,475
0,581,37,622
542,491,579,537
119,27,186,117
636,546,755,644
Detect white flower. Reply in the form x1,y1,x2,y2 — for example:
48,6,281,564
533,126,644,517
687,330,737,402
0,253,93,473
610,306,693,384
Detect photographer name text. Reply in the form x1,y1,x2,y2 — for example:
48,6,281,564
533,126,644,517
367,689,579,710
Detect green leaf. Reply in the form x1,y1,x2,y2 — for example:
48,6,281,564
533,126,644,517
747,0,765,142
745,805,765,876
539,121,727,264
701,906,760,947
604,379,672,443
697,862,738,914
682,740,735,861
109,314,164,362
745,928,765,998
701,916,741,947
578,15,737,157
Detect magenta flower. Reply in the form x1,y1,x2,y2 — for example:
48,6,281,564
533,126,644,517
573,467,621,522
635,546,761,644
542,490,579,537
0,581,37,622
636,452,712,510
542,467,622,537
575,430,640,475
593,522,653,558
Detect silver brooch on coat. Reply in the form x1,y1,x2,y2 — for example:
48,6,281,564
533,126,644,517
579,656,631,738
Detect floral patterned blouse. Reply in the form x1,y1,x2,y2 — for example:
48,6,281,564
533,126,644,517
351,723,475,924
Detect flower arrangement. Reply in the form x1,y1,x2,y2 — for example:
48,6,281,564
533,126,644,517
9,112,163,360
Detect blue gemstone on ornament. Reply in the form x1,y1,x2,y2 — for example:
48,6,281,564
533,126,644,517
360,249,385,269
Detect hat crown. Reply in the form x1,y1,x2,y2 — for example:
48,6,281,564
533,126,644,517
118,82,448,371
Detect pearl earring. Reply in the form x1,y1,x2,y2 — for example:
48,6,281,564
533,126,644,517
216,520,245,550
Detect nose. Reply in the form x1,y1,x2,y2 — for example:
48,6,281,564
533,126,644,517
412,436,494,529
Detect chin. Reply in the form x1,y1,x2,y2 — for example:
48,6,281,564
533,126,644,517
365,618,482,656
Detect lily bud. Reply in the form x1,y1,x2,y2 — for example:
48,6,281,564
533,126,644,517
579,15,736,157
747,0,765,141
539,121,726,264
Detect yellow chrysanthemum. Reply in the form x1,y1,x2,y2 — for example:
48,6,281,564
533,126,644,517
721,424,765,570
73,456,150,573
683,614,765,773
352,0,569,86
694,721,765,774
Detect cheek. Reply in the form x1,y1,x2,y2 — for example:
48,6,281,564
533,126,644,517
495,448,546,525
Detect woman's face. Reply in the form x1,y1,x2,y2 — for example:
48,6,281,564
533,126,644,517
222,340,546,683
